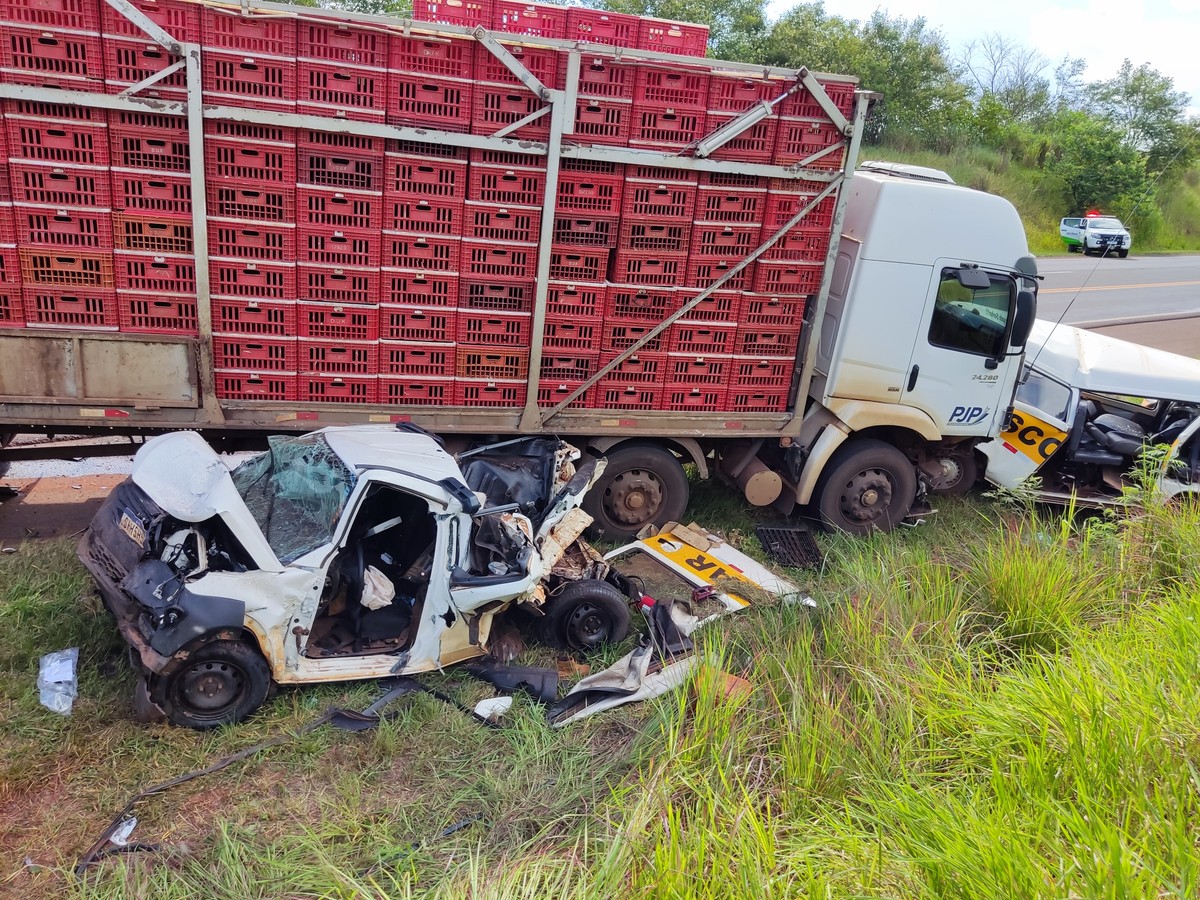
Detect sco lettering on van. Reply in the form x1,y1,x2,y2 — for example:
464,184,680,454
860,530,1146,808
998,410,1067,463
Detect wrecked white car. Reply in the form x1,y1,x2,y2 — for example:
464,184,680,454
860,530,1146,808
79,427,635,729
980,320,1200,504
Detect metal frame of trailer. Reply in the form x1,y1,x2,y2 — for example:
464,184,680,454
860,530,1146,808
0,0,870,440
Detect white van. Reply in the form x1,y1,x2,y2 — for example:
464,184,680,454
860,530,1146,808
1060,214,1131,257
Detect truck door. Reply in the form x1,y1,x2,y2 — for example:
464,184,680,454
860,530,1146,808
1060,217,1083,249
900,265,1024,436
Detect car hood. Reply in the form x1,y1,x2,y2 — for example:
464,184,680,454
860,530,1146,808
132,432,283,571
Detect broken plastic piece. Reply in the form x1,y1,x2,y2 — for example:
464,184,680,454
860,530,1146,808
473,696,513,722
38,647,79,715
108,818,138,848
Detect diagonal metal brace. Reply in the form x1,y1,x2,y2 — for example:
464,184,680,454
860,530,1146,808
117,57,185,98
473,26,551,101
694,78,806,159
491,103,551,138
103,0,183,52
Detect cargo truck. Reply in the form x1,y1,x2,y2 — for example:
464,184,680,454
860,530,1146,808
0,0,1038,535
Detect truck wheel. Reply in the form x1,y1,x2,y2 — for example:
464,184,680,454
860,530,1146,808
583,443,689,539
540,579,631,651
154,639,271,730
927,449,978,496
1118,249,1128,258
814,439,916,534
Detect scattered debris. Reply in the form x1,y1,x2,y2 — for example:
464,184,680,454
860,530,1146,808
463,661,558,705
2,546,16,554
556,657,591,680
0,485,18,500
108,818,138,848
473,696,513,722
37,647,78,715
754,525,824,569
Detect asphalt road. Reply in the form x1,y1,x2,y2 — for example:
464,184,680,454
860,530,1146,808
1036,253,1200,355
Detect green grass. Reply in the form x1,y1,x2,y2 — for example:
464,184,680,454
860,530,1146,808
4,488,1200,897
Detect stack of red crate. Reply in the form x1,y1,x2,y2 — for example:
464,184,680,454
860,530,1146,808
774,79,855,168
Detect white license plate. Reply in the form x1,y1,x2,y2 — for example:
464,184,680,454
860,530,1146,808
118,511,146,547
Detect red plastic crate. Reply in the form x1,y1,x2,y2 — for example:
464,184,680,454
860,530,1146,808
737,326,802,357
607,286,677,321
564,8,639,47
638,18,709,56
6,116,109,166
203,51,296,110
455,378,526,407
456,309,531,346
763,191,836,231
298,263,379,305
301,338,377,375
382,269,459,307
388,73,473,132
203,7,297,56
677,289,741,322
553,215,617,248
669,322,737,354
2,26,104,85
102,0,197,37
299,140,383,192
589,382,659,411
104,37,187,98
473,41,560,88
547,281,603,318
380,304,456,342
391,34,474,77
0,289,25,327
384,232,461,271
216,371,297,402
730,356,793,387
299,20,389,67
463,241,535,280
19,248,112,287
16,208,111,252
602,321,666,353
538,379,587,409
634,65,709,108
557,165,623,216
212,298,295,336
385,154,468,206
548,247,606,282
542,316,599,351
701,112,777,163
741,292,805,327
297,187,379,233
629,107,706,149
301,373,378,404
111,170,190,214
541,351,598,381
573,97,631,146
211,259,295,300
707,73,782,112
115,251,195,294
8,162,109,209
567,51,634,99
208,184,295,222
298,300,379,341
379,342,455,377
690,222,761,258
22,286,117,329
298,61,389,120
762,229,832,263
782,79,856,119
751,260,823,295
205,137,296,186
492,0,566,37
663,386,725,412
619,221,689,253
384,195,462,233
387,139,468,162
299,225,380,267
206,119,293,144
213,334,298,372
109,113,189,171
116,292,197,333
469,163,546,206
621,180,695,220
456,347,529,380
411,0,492,29
380,376,454,405
774,119,846,168
666,353,728,386
696,184,768,223
465,202,540,243
461,279,535,312
11,0,101,29
686,258,751,291
728,385,791,413
472,85,551,140
627,164,697,185
597,350,666,383
612,251,686,287
211,220,294,262
112,213,191,254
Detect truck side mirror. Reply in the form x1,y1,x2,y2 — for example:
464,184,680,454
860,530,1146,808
1011,290,1035,348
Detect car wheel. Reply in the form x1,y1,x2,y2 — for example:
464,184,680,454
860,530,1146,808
582,443,689,539
814,439,917,535
540,579,631,651
1118,249,1128,258
155,639,272,729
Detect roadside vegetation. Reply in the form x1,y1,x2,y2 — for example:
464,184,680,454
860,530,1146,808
4,480,1200,897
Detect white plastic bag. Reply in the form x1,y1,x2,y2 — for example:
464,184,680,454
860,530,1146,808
38,647,79,715
360,566,396,611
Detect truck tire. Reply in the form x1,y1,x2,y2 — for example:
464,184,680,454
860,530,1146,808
540,579,631,651
927,449,978,496
154,639,272,730
583,443,689,539
814,439,916,534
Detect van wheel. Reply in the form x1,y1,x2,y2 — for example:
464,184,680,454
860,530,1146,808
540,580,631,651
814,439,916,535
583,443,689,539
154,640,271,729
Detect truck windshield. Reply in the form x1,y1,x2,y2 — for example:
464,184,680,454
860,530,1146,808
231,434,357,563
928,269,1013,358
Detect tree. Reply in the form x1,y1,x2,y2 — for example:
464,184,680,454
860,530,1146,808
1088,60,1194,174
958,32,1050,124
1045,112,1150,212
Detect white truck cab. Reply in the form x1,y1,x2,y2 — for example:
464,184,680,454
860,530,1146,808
1060,214,1131,257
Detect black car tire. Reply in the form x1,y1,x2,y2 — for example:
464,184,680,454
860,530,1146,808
1118,249,1129,258
540,579,631,651
155,639,272,730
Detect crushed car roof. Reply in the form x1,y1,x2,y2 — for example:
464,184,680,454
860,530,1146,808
320,426,466,484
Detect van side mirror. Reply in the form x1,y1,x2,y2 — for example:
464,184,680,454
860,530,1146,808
1011,289,1035,348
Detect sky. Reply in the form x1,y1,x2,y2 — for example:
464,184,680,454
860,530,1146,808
765,0,1200,116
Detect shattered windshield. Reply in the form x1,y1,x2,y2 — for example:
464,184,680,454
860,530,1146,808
231,434,357,563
